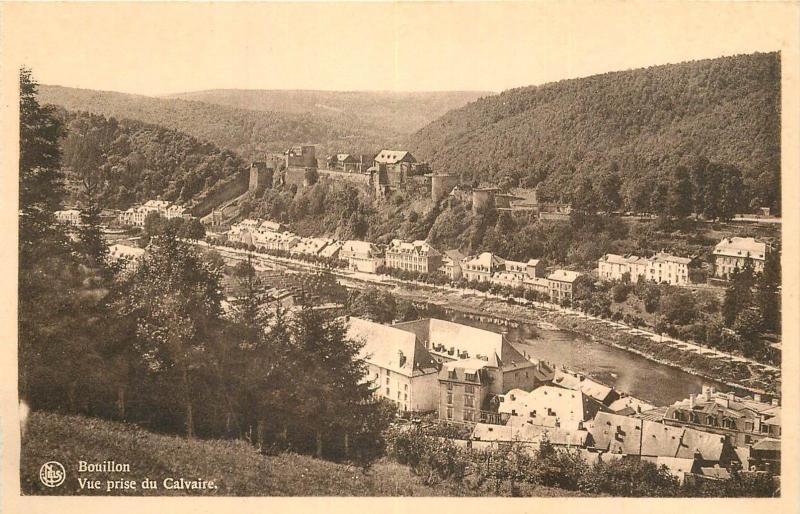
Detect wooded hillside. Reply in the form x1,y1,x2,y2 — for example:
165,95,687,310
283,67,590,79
40,86,487,160
407,52,781,213
165,89,491,135
57,109,246,209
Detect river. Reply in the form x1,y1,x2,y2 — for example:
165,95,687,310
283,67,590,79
449,314,729,407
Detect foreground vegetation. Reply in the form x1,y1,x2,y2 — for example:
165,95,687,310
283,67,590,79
21,412,584,497
388,426,779,497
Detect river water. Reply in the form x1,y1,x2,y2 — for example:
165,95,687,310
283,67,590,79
449,314,728,407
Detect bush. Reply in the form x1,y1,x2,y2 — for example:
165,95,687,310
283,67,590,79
579,459,679,497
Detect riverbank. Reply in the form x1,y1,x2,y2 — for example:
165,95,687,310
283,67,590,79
380,282,779,398
194,242,780,398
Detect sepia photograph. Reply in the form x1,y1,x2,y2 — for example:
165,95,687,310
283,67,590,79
1,1,798,511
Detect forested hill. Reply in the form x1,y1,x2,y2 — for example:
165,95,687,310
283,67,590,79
407,52,781,213
164,89,492,135
39,85,397,160
56,108,247,210
39,86,488,160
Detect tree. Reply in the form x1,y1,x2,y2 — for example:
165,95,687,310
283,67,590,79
289,306,386,460
667,166,693,218
756,246,780,332
18,68,83,407
347,287,397,323
117,230,224,438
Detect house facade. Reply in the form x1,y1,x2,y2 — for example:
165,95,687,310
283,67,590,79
119,200,192,227
346,317,439,413
341,240,384,273
598,252,691,286
385,239,442,274
461,252,506,282
55,209,82,226
440,249,465,280
547,269,582,304
663,386,781,446
438,359,498,423
713,237,767,278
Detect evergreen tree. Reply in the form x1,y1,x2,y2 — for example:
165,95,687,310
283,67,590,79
117,229,224,438
289,306,384,459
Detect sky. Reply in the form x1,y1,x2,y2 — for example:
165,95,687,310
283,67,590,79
0,1,793,96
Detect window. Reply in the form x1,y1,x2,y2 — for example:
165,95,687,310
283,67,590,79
464,409,475,422
447,393,453,405
404,384,408,391
464,395,474,408
465,385,475,394
386,377,390,385
446,382,453,391
385,388,390,396
446,407,453,420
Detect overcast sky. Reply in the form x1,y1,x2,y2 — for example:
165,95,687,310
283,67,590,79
2,2,789,97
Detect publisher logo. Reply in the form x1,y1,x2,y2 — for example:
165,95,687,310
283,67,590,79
39,461,65,488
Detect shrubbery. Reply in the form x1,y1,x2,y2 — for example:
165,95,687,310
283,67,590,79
386,428,778,497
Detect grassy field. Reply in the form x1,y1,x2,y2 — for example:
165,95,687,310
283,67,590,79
20,411,584,497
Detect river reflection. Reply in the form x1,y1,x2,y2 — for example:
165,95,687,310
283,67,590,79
450,314,728,407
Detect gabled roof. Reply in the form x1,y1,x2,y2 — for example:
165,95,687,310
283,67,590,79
552,370,616,404
476,419,590,447
462,252,505,270
641,420,684,458
387,239,441,257
442,249,465,264
651,252,692,265
342,240,382,257
498,386,595,429
346,317,438,378
393,318,508,367
548,269,582,283
752,438,780,452
589,412,643,455
607,396,656,415
677,428,726,461
654,457,697,481
374,150,416,164
713,237,767,260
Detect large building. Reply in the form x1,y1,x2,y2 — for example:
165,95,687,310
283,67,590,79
461,252,506,282
252,231,300,252
598,252,691,286
438,359,497,423
346,317,439,413
547,269,582,304
373,150,417,187
385,239,442,274
713,237,768,278
119,200,191,227
340,240,384,273
393,318,552,394
663,386,781,447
